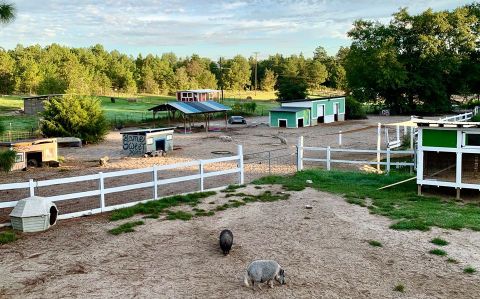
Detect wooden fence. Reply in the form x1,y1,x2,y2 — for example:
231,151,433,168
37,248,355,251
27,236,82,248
0,145,244,224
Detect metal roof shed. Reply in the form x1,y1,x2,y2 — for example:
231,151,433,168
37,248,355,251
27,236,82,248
148,101,231,133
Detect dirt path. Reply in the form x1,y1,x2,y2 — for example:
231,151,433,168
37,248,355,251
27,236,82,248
1,185,479,298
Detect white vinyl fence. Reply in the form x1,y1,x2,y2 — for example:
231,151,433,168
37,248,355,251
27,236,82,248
0,145,244,224
296,137,415,173
439,112,473,122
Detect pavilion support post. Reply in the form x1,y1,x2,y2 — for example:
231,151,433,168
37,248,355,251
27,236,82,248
205,114,208,134
417,185,422,196
225,112,228,131
456,188,461,200
184,115,186,134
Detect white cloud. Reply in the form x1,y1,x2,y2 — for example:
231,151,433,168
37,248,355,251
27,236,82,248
0,0,472,57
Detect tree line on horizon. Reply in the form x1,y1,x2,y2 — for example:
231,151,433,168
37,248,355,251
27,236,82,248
0,43,344,97
0,2,479,114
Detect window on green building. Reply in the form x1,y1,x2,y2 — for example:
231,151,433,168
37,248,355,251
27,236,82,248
465,133,480,147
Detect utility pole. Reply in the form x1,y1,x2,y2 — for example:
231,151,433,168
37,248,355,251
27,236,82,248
219,57,224,103
253,51,259,96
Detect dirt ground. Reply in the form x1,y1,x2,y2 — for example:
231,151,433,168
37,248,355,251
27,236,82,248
0,115,412,185
1,185,479,298
0,115,419,223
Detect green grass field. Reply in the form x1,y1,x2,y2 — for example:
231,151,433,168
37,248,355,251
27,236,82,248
0,88,341,132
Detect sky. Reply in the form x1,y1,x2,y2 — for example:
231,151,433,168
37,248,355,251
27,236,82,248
0,0,474,59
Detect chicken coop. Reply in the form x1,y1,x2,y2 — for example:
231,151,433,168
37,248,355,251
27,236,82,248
416,120,480,198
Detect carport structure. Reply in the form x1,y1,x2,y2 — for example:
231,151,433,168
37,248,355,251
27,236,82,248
148,101,231,133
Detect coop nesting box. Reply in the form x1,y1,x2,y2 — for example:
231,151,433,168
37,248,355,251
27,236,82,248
9,196,58,232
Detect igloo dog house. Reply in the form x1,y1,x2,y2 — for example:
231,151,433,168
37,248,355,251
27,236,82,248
10,196,58,232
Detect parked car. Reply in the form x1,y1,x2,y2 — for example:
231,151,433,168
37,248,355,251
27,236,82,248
228,116,247,124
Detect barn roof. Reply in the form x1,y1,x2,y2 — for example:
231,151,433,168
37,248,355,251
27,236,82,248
270,107,309,113
176,89,220,93
120,127,175,135
148,101,231,114
278,95,345,103
23,94,64,100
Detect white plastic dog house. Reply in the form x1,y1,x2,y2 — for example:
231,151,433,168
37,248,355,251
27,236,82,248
9,196,58,232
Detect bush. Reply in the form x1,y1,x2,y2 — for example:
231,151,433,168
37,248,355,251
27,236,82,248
471,114,480,122
0,123,16,172
0,149,16,172
41,95,108,143
345,96,367,120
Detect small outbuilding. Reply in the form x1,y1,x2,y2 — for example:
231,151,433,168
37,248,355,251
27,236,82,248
120,128,175,156
176,89,220,102
269,107,311,128
0,138,58,170
23,94,63,115
269,96,346,128
10,196,58,232
416,119,480,199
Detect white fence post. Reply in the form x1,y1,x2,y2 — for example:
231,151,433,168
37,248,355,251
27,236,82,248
237,144,244,184
99,172,105,212
153,165,158,199
199,160,204,191
297,136,304,171
377,123,381,172
410,127,414,150
338,131,342,146
29,179,35,197
386,148,391,174
327,146,331,171
396,125,400,142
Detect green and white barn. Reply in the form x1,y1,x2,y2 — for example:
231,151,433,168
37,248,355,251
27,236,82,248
269,96,346,128
416,119,480,199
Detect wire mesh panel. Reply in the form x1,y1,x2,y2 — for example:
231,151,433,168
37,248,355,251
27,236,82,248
243,147,296,181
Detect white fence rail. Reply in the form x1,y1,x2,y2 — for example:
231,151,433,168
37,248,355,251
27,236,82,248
0,145,244,223
439,112,473,122
296,137,415,173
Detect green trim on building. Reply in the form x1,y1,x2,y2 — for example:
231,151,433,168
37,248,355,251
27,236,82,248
422,129,457,148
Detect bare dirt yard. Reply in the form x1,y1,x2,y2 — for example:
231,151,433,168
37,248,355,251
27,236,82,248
0,115,412,187
1,184,479,298
0,115,417,221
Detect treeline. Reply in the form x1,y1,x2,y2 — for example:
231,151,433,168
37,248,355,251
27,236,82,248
0,43,345,96
1,3,478,114
344,3,480,114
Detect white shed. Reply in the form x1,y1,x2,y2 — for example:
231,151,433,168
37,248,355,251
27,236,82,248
9,196,58,232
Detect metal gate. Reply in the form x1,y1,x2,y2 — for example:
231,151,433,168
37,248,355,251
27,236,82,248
243,147,296,181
